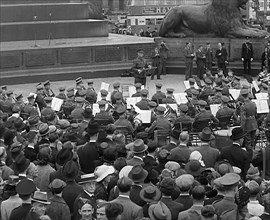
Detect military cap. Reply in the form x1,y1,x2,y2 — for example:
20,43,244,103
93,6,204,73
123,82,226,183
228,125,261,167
44,97,53,103
36,85,43,90
156,83,163,88
75,97,84,103
166,88,174,93
219,173,240,186
15,93,23,100
135,83,142,88
179,104,188,112
67,91,74,98
221,96,229,103
75,77,83,84
222,77,230,83
205,78,212,85
59,87,65,92
191,89,199,95
141,89,149,96
137,48,144,53
114,92,122,100
12,105,20,113
67,87,74,93
149,101,157,108
215,86,223,91
36,82,42,87
87,80,93,84
98,100,107,107
1,85,7,90
71,123,79,130
240,89,249,95
78,89,86,97
215,78,222,86
6,90,13,95
100,89,108,96
189,78,196,84
156,106,166,113
116,106,126,114
57,119,70,129
43,80,50,86
113,82,120,88
16,179,36,195
198,100,207,106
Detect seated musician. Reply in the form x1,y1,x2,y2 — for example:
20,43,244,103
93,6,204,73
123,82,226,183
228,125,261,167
94,100,115,124
216,96,238,128
174,104,193,130
136,89,149,110
114,106,134,134
131,48,151,86
193,100,219,129
162,88,176,104
131,83,142,97
151,83,166,104
186,89,200,118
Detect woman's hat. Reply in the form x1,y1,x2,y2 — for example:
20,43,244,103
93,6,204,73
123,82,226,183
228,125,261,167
32,191,50,205
199,127,214,142
185,160,205,177
13,153,30,174
140,186,161,203
62,160,79,181
128,165,148,183
230,127,246,140
119,165,133,179
148,201,172,220
131,139,148,153
235,186,250,208
94,165,115,182
56,148,73,166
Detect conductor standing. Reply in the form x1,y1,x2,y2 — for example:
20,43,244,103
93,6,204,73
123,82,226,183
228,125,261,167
241,36,253,77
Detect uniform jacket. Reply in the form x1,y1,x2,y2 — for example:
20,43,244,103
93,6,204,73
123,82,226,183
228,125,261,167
94,110,115,124
9,203,32,220
213,196,237,217
220,144,250,179
111,195,144,220
47,195,71,220
77,141,99,174
151,91,166,104
132,57,148,79
147,115,171,134
242,42,253,60
86,88,97,104
114,117,134,133
132,92,142,97
136,99,149,110
240,99,258,132
161,196,184,220
162,96,176,104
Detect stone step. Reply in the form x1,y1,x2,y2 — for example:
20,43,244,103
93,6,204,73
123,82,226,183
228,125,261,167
0,0,77,4
0,2,95,22
0,19,108,41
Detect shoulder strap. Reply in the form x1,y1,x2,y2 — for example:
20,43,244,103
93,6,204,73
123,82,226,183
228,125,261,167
262,148,266,179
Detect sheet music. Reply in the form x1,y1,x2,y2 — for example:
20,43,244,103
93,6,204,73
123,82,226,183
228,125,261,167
51,97,63,112
252,81,260,92
128,86,136,97
135,110,151,124
252,99,269,114
210,104,221,116
92,103,109,116
100,82,110,91
174,93,188,104
255,92,268,100
183,81,199,90
168,104,179,113
229,89,241,100
126,97,141,109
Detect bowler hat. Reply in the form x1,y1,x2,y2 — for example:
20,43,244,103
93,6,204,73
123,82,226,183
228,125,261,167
230,127,246,140
56,148,73,166
185,160,205,177
62,160,79,181
199,127,214,142
32,191,50,205
128,165,148,183
86,121,99,135
148,201,172,220
140,186,162,203
13,153,30,174
132,139,148,153
16,179,36,195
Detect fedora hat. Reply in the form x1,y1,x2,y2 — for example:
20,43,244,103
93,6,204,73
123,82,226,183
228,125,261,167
185,160,205,177
199,127,214,142
94,165,115,182
230,127,246,140
132,139,148,153
128,165,148,183
5,175,19,186
13,153,30,174
39,123,50,136
148,201,172,220
62,160,79,181
140,186,162,203
56,148,73,166
32,191,50,205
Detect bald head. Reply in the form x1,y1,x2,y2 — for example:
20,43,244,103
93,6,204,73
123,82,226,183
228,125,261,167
179,131,189,143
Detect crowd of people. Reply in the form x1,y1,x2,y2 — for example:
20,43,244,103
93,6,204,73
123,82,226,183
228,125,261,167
0,65,269,220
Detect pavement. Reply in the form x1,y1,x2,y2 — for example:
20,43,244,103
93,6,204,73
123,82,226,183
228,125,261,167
4,74,250,102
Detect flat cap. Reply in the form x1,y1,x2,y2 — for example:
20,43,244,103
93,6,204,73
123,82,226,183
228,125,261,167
175,174,194,189
220,173,240,186
198,100,207,106
49,178,66,190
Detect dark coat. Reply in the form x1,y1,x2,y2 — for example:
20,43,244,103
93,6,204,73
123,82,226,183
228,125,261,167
174,194,193,211
95,182,109,201
161,196,184,220
220,144,250,180
197,144,220,168
130,184,147,207
47,195,71,220
215,48,228,64
77,142,99,174
9,203,32,220
252,145,270,180
242,42,253,60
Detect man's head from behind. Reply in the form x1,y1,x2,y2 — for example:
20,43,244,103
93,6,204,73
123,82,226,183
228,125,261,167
105,203,123,220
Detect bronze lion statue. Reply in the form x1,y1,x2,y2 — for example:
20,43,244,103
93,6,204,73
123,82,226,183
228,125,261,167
159,0,269,38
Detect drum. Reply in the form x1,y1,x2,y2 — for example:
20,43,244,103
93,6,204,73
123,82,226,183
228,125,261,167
214,129,233,150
